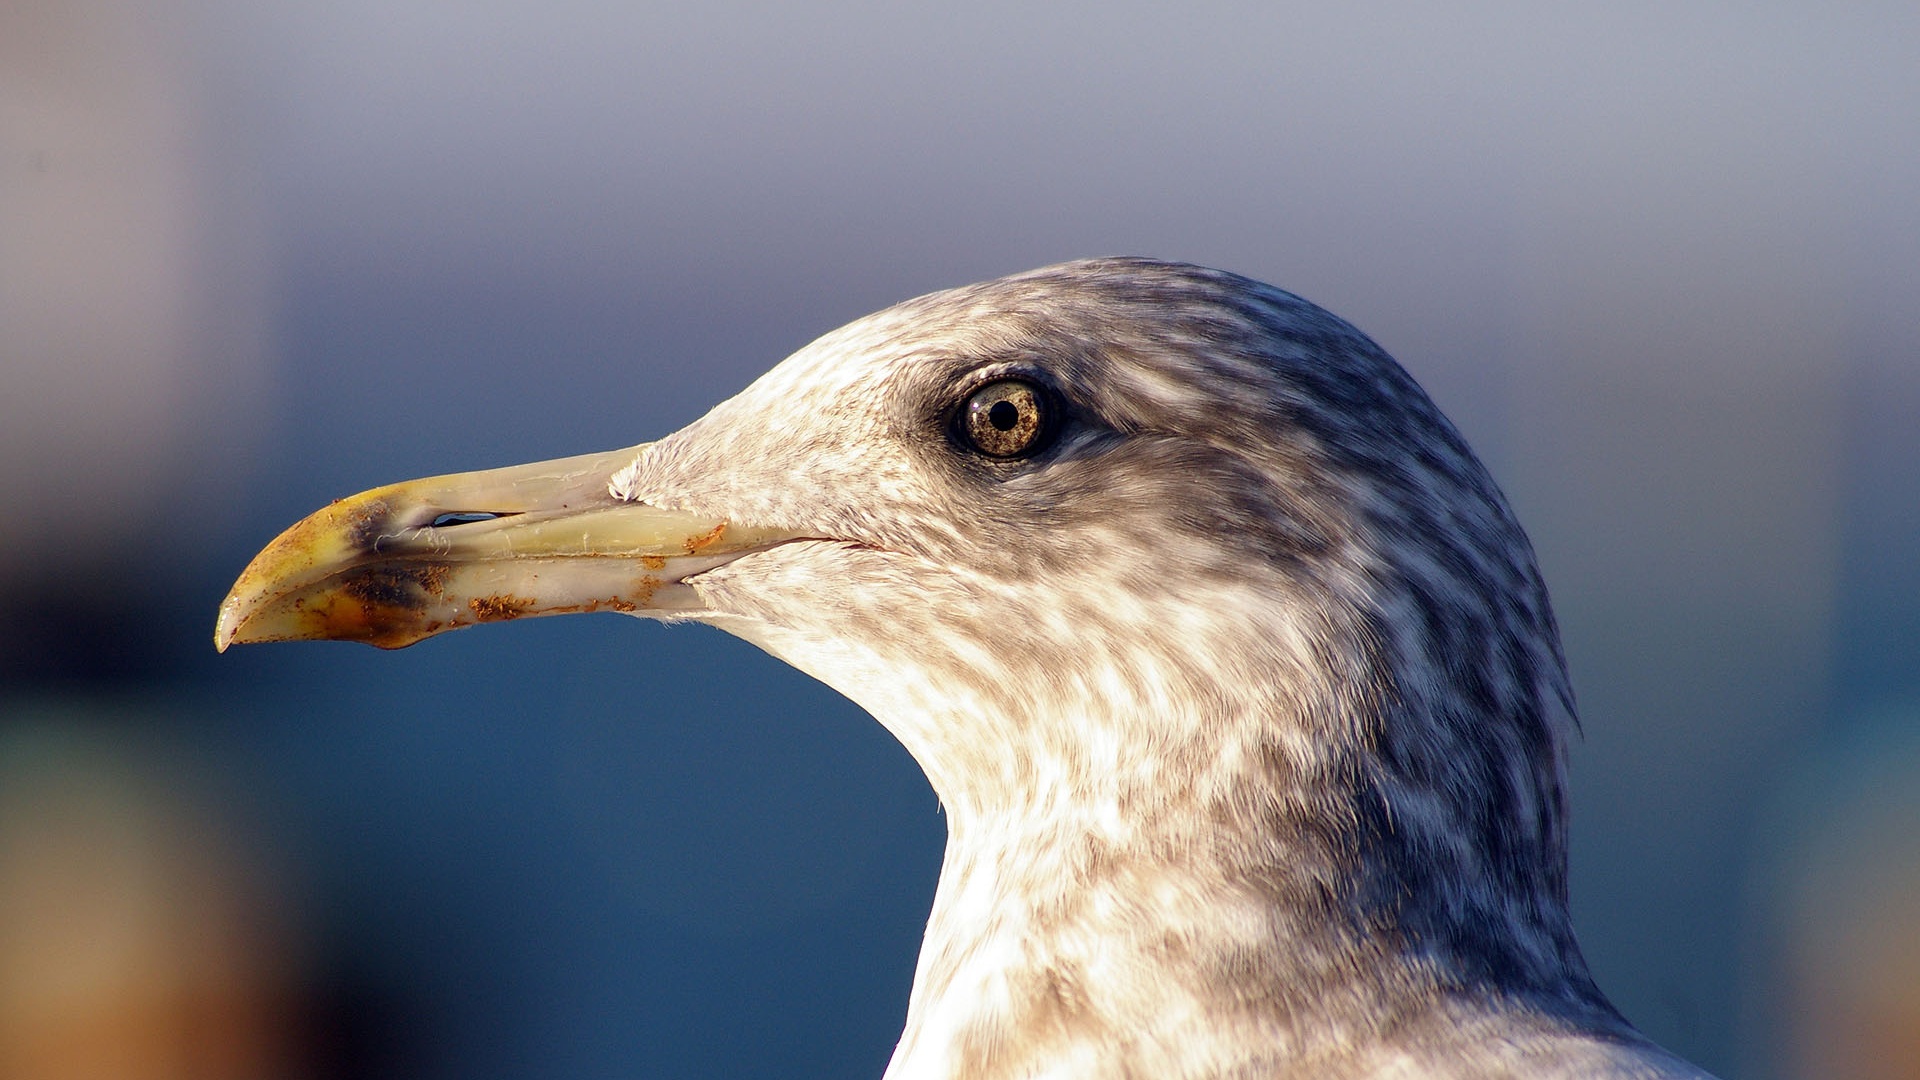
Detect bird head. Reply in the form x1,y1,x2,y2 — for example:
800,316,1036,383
219,258,1586,994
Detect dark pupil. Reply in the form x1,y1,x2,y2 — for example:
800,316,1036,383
988,399,1020,431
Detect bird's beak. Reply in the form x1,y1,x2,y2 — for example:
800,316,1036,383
214,447,793,651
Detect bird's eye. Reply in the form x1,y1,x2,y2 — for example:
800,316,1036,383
958,379,1052,458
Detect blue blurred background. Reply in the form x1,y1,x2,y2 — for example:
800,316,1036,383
3,2,1916,1077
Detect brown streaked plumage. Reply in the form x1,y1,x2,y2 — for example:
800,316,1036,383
218,259,1715,1078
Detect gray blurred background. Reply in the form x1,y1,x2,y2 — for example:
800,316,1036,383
3,2,1916,1077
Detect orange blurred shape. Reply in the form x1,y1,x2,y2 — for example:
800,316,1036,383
0,717,299,1080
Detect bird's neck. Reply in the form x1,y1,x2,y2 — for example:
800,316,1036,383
885,736,1428,1080
882,699,1616,1080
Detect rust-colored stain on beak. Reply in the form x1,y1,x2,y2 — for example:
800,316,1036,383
469,595,534,622
684,522,728,554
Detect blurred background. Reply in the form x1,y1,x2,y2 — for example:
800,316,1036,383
2,1,1915,1077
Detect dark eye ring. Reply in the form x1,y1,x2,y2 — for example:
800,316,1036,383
957,379,1053,458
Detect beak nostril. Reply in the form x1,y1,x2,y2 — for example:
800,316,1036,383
429,511,511,528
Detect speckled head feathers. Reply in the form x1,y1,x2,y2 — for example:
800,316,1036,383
598,260,1671,1079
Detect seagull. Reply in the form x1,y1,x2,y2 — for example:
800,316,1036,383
217,259,1714,1078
